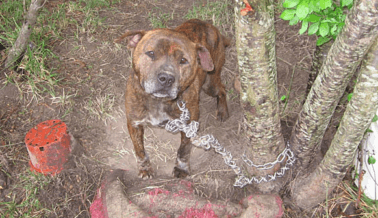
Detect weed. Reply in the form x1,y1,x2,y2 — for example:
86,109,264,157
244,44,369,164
0,0,64,102
344,182,378,217
81,0,110,9
50,89,77,107
148,11,171,28
185,0,232,28
0,0,26,45
83,93,115,122
0,170,51,217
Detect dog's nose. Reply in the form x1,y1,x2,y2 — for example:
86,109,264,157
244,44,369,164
157,73,175,87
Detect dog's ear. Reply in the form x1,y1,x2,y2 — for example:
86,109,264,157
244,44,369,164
196,45,214,72
114,30,146,48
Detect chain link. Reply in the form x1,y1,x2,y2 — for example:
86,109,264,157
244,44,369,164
165,101,296,188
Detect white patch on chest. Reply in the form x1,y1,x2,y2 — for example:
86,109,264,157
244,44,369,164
132,102,171,127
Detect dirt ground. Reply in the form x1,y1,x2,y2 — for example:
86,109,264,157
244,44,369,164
0,0,349,217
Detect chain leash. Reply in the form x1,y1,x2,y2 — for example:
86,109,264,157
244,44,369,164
165,101,296,188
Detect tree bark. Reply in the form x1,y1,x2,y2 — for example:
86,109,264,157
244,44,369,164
305,40,333,101
235,0,285,192
292,35,378,209
5,0,45,69
289,0,378,171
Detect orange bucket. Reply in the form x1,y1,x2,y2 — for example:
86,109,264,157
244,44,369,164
25,120,71,175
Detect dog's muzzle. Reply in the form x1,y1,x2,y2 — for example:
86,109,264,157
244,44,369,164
143,72,179,99
157,72,175,88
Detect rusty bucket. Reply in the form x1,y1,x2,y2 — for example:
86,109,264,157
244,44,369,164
25,120,71,175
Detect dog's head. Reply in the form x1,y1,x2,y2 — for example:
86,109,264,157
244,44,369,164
115,29,214,100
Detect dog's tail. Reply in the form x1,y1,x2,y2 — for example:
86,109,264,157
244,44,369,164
222,35,231,48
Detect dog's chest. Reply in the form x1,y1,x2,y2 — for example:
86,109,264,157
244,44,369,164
133,102,173,127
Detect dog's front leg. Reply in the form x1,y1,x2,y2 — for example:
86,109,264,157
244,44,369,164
173,89,200,178
173,132,192,178
127,121,153,179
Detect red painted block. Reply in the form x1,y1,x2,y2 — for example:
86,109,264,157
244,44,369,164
25,120,71,175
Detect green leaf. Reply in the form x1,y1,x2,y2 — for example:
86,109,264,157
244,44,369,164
281,9,296,20
368,156,376,165
309,0,321,13
283,0,300,8
341,0,353,7
366,128,373,133
289,15,300,25
337,23,345,35
316,36,331,46
347,93,353,101
308,22,320,35
281,95,287,101
330,24,338,35
354,172,359,179
320,0,332,10
306,14,321,22
299,21,308,34
319,22,330,37
372,115,378,122
296,2,310,20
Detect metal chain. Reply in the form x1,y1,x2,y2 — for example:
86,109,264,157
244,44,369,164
165,101,296,188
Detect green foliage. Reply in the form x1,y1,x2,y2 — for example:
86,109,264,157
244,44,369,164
348,182,378,214
347,93,353,102
280,0,354,46
280,95,287,101
372,115,378,122
368,156,376,165
185,0,232,27
0,170,51,217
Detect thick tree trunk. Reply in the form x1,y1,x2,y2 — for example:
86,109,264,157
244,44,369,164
5,0,44,69
289,0,378,171
292,36,378,209
235,0,285,192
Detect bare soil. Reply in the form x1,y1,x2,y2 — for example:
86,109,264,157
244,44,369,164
1,0,350,217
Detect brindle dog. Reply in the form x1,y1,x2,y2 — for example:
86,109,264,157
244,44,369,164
115,19,230,179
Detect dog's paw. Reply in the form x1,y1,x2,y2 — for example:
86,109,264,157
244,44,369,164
138,169,154,179
216,109,229,122
173,167,190,178
217,96,229,122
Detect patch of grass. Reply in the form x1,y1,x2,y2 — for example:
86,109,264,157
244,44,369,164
83,93,115,122
0,0,66,102
1,0,114,104
185,0,233,28
0,170,51,217
148,11,172,28
0,0,26,45
81,0,110,9
346,182,378,216
50,88,77,107
67,0,110,34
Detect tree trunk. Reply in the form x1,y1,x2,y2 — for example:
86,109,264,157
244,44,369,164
5,0,45,69
235,0,285,192
292,35,378,209
305,40,333,101
289,0,378,171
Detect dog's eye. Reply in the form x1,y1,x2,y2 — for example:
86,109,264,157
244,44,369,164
180,58,188,65
146,51,155,60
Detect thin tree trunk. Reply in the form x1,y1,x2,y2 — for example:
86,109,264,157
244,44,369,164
305,40,333,101
289,0,378,171
292,36,378,209
235,0,285,192
5,0,45,69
